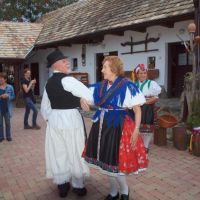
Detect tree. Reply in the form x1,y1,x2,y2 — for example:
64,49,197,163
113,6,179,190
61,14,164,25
0,0,78,22
179,23,200,128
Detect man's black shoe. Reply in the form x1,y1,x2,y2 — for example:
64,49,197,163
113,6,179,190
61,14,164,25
72,187,87,196
0,138,4,142
24,125,32,129
57,182,70,198
120,193,129,200
105,193,119,200
7,138,12,142
32,124,41,130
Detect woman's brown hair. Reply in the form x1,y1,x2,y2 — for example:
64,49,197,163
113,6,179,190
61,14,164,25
102,56,124,76
23,68,31,75
0,72,7,79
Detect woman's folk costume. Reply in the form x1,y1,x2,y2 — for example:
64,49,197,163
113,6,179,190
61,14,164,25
134,64,161,150
83,76,148,176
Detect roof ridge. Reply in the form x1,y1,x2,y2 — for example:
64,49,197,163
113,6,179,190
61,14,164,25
38,0,91,22
0,21,43,26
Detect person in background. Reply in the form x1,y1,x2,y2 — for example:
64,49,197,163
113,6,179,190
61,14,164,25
21,68,40,130
0,72,15,142
41,49,93,198
83,56,148,200
134,64,161,152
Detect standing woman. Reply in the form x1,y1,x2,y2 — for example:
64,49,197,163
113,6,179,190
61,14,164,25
0,72,15,142
83,56,148,200
21,68,40,130
134,64,161,152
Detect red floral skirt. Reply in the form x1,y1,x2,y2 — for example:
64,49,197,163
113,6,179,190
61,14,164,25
83,115,148,175
119,116,148,173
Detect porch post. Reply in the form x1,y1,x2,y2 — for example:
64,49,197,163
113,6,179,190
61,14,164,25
194,0,200,72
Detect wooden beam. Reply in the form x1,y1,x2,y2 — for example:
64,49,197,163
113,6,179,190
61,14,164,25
72,35,104,44
0,59,24,63
121,49,158,55
159,21,174,28
107,30,124,36
88,35,104,43
36,34,104,47
126,26,146,33
194,0,200,71
193,0,199,7
35,12,193,49
36,42,71,49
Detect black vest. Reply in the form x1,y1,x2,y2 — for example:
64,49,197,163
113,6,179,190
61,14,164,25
46,73,80,109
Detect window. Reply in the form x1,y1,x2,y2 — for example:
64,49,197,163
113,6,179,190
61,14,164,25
147,56,156,69
178,52,192,66
72,58,78,71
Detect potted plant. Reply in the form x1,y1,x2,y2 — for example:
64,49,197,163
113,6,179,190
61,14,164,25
186,98,200,129
186,98,200,156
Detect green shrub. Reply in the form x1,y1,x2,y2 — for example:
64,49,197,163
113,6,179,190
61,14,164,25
186,98,200,129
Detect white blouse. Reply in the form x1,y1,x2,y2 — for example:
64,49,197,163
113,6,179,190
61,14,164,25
40,76,93,129
137,80,161,98
90,81,146,109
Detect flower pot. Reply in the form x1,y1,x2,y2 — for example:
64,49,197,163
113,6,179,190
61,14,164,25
154,127,167,146
173,127,188,150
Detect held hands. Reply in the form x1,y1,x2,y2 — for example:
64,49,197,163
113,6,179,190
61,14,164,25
31,79,36,89
31,79,36,85
145,97,158,105
80,98,90,112
130,127,139,150
0,93,9,99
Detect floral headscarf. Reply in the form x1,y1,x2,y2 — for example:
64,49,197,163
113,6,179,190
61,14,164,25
134,64,147,74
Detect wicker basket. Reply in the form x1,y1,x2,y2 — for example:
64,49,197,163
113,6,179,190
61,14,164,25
157,109,178,128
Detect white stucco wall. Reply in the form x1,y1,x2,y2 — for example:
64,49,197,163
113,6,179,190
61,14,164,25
27,20,193,95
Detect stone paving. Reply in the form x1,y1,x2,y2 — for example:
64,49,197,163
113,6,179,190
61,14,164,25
0,108,200,200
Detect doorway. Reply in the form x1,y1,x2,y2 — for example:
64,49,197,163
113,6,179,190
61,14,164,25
96,51,118,82
0,63,20,95
168,42,192,97
30,63,40,95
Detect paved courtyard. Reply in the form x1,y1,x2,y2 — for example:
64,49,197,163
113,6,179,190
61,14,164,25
0,108,200,200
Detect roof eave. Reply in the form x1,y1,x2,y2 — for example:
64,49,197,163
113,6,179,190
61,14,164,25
0,58,25,63
35,11,194,48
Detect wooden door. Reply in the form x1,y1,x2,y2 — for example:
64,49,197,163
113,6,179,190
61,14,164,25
0,63,20,95
30,63,40,95
96,51,118,82
168,43,192,97
96,53,104,82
